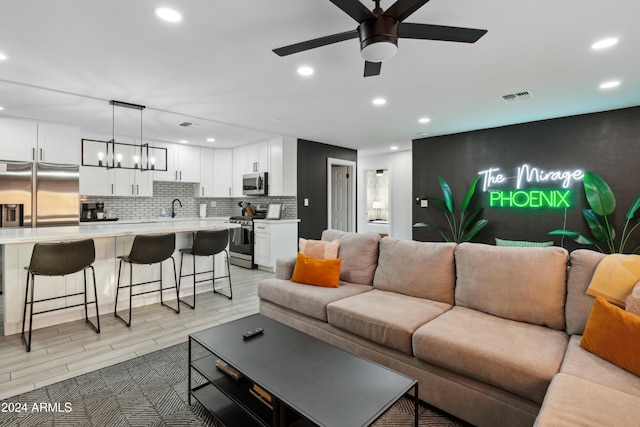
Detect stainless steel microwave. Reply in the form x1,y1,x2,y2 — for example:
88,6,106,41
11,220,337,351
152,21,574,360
242,172,268,196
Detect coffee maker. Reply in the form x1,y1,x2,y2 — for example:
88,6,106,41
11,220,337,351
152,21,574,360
81,202,96,220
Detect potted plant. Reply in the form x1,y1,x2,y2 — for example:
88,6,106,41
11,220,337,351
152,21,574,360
549,171,640,253
414,176,488,243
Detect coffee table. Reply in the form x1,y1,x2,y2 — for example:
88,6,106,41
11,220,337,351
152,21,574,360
189,314,418,426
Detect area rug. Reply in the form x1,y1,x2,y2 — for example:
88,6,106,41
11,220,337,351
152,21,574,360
1,342,469,426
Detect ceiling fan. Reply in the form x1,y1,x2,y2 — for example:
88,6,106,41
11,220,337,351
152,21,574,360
273,0,487,77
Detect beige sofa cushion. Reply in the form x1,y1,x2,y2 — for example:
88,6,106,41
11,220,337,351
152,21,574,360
373,238,456,304
560,335,640,398
321,230,380,285
534,373,640,427
258,278,371,321
455,243,569,330
327,289,451,355
565,249,607,335
413,306,568,403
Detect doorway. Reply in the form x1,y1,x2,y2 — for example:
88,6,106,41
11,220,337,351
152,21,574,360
327,158,356,232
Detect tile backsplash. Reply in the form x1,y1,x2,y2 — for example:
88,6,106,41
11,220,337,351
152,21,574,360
81,181,297,220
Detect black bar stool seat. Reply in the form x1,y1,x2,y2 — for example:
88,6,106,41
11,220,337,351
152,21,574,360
178,228,232,308
22,239,100,352
114,233,180,327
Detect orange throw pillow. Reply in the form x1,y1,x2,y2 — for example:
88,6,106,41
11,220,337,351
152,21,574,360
299,238,340,259
291,252,341,288
580,297,640,377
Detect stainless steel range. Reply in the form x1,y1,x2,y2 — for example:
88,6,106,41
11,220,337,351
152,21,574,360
228,204,267,269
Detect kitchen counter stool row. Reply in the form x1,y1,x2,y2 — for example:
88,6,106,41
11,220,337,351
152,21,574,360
21,229,232,352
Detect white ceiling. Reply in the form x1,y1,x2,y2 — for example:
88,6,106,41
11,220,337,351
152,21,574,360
0,0,639,156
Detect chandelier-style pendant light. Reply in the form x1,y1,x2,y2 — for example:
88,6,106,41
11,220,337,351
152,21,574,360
108,100,150,171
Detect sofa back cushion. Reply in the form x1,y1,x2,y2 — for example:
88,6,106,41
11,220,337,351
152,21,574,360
565,249,607,335
455,242,569,330
321,230,380,285
373,238,456,304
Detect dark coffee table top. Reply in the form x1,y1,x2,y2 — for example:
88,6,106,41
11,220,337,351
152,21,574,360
191,314,416,426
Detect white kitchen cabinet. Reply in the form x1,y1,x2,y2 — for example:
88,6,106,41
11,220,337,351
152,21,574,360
253,220,299,272
0,117,37,161
245,141,269,173
0,118,80,164
80,165,113,196
213,148,233,197
232,145,246,197
153,142,201,183
196,148,215,197
37,122,81,164
265,136,297,196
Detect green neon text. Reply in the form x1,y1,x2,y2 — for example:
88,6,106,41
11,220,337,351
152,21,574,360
488,190,572,209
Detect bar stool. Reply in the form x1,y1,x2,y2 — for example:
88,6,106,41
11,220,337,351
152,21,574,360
22,239,100,352
114,233,179,327
178,228,232,308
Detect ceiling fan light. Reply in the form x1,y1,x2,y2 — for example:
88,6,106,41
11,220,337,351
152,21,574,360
361,41,398,62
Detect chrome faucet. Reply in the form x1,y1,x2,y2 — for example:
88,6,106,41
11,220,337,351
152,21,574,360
172,198,182,218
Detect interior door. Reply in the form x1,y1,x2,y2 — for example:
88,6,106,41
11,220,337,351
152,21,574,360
331,165,350,231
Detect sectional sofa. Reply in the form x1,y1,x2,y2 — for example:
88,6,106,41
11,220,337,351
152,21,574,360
258,230,640,427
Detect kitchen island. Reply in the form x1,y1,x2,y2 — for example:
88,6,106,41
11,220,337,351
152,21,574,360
1,218,239,336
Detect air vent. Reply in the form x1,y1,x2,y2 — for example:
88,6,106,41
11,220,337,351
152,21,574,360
501,91,533,102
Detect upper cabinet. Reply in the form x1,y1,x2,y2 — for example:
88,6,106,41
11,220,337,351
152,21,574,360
37,122,81,164
232,137,296,197
0,117,79,164
196,148,233,198
213,149,233,197
153,142,201,183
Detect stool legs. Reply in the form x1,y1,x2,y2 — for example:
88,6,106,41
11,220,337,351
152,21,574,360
22,268,100,352
213,250,233,300
178,252,196,309
115,258,180,327
178,251,233,308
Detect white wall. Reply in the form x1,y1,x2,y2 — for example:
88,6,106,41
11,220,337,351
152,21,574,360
358,149,413,240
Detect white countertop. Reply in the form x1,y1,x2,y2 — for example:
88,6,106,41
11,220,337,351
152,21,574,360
0,218,237,244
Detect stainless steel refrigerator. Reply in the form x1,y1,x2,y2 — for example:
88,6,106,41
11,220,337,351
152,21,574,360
0,160,79,227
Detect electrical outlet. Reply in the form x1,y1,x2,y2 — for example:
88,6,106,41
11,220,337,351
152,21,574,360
420,199,429,208
304,198,309,207
210,201,217,207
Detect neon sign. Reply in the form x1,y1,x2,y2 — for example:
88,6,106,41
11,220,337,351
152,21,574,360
478,164,583,209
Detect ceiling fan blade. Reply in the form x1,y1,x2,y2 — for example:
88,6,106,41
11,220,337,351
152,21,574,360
384,0,432,22
328,0,375,23
398,22,487,43
364,61,382,77
273,30,359,56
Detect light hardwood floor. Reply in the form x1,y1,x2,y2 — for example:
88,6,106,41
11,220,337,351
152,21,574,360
0,266,274,401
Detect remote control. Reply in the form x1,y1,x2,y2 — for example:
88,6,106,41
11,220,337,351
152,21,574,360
242,328,264,340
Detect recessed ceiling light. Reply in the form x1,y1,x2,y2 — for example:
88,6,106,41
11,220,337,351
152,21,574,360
154,7,182,23
297,66,314,76
599,80,620,89
206,138,215,142
592,38,618,50
372,97,386,106
0,106,4,111
390,146,398,150
0,52,7,61
418,117,431,124
179,139,188,144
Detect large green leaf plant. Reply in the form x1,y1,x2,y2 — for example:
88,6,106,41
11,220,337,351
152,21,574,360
549,171,640,253
414,176,488,243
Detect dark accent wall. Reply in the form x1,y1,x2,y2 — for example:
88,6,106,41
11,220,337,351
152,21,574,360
412,106,640,253
297,139,358,239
